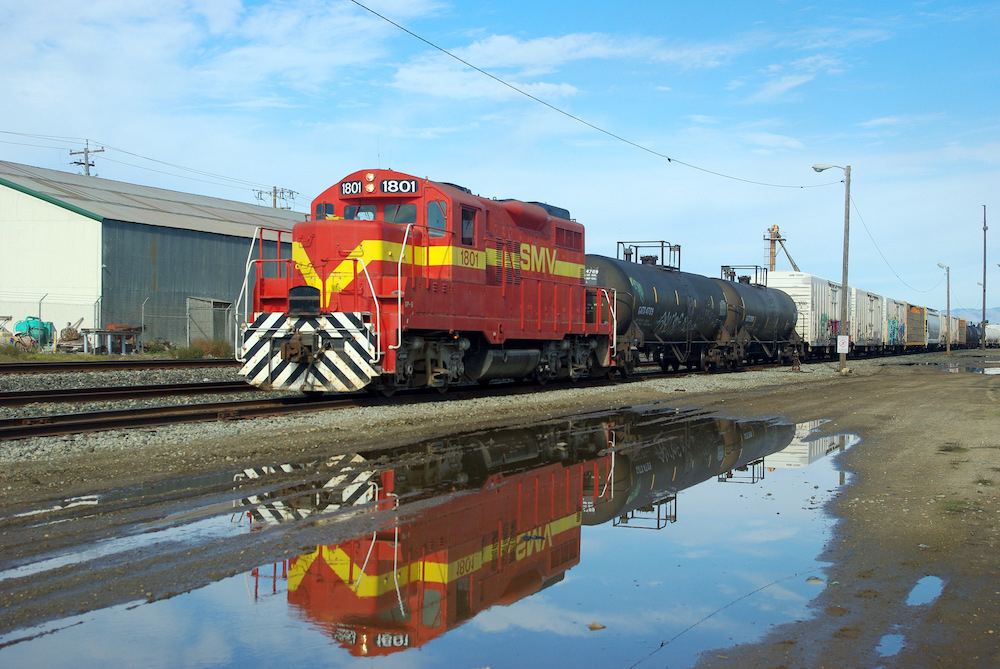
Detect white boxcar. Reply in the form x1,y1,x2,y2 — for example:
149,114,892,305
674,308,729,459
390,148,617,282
925,308,941,348
883,297,908,352
940,314,961,347
850,287,884,353
768,271,844,355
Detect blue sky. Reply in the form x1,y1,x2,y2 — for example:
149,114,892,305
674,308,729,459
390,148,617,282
2,0,998,312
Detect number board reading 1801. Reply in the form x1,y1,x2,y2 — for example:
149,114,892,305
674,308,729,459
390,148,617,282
340,179,421,196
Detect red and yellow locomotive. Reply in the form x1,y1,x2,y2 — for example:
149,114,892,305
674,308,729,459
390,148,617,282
239,169,616,394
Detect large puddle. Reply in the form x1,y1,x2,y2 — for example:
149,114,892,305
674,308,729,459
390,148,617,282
0,404,858,668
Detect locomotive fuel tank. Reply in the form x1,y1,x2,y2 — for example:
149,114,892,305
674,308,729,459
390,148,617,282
585,254,729,343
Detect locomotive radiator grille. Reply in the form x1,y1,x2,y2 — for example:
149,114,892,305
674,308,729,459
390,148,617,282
239,312,378,392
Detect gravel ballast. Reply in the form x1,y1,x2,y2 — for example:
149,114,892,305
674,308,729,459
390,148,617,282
1,356,899,465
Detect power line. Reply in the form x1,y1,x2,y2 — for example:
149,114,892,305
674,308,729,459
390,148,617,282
348,0,834,190
850,194,942,294
1,130,295,198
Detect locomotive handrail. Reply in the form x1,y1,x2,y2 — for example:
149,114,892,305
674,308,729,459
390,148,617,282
389,223,414,351
353,257,382,363
235,226,263,333
601,288,618,352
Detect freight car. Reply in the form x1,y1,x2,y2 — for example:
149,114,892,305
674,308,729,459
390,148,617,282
585,243,799,373
986,324,1000,348
769,270,965,358
238,169,616,394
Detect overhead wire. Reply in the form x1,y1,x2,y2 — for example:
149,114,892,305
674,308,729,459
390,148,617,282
1,130,281,194
850,194,944,294
348,0,834,190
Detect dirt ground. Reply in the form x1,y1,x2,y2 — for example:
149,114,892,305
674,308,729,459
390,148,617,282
688,353,1000,669
1,350,998,666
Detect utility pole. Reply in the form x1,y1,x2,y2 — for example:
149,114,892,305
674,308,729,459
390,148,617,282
938,263,951,356
254,187,298,209
983,205,988,350
70,140,104,176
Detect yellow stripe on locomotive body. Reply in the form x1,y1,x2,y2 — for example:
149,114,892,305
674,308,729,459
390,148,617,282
294,238,582,302
288,512,581,599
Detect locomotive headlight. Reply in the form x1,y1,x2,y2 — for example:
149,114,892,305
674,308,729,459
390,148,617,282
365,183,375,193
365,172,375,182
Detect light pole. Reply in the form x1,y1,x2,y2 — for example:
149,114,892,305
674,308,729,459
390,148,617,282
937,263,950,355
813,163,851,372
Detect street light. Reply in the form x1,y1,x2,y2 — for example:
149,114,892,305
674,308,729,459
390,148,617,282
813,163,851,372
937,263,950,356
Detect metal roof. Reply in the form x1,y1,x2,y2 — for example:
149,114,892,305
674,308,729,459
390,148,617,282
0,160,301,237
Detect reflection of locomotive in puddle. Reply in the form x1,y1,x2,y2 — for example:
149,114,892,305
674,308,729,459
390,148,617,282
240,407,796,656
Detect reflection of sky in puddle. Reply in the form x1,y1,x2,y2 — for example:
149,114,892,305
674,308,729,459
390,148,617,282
940,363,1000,374
0,407,858,668
906,575,945,606
876,632,905,657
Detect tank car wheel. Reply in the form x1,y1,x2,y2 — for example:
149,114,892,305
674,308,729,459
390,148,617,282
699,350,712,372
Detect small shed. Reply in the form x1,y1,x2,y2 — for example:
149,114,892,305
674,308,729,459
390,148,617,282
0,160,300,348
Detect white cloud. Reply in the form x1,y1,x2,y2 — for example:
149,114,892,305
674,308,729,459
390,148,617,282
748,74,815,102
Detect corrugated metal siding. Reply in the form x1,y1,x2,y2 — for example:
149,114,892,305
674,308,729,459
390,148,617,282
101,220,285,345
769,271,842,348
850,287,884,348
884,297,907,347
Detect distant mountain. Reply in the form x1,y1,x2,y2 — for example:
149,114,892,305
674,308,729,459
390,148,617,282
947,307,1000,326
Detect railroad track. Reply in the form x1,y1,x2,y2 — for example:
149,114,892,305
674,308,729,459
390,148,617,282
0,380,257,408
0,358,240,374
0,372,621,441
0,395,360,441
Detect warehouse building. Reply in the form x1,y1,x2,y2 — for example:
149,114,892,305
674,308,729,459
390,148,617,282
0,160,299,349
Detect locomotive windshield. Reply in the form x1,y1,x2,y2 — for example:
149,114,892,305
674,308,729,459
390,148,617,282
344,205,376,220
384,203,417,224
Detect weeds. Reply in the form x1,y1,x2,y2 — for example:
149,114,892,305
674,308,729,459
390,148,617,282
171,338,234,359
938,443,968,454
941,499,971,514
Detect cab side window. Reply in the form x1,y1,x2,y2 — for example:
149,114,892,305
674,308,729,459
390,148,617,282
461,208,476,245
427,200,447,238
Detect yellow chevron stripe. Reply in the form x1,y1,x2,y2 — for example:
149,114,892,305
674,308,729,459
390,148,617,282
293,240,583,302
287,512,581,598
